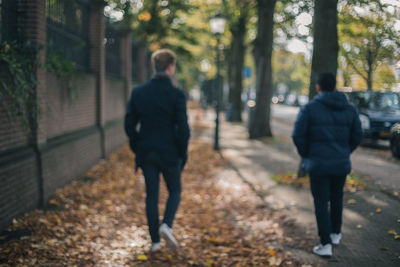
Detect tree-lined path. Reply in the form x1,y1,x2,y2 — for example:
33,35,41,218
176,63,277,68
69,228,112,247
0,107,303,266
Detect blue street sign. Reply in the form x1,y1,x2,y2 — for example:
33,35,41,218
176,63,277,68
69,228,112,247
243,66,251,78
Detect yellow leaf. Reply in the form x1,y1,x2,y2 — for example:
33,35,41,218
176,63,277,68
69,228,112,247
137,254,147,261
346,199,357,205
188,260,195,265
375,208,382,213
49,199,59,206
268,248,276,256
104,199,112,205
393,191,399,196
268,256,282,266
54,215,62,225
388,229,397,235
205,259,214,267
394,235,400,240
39,218,49,225
138,12,151,21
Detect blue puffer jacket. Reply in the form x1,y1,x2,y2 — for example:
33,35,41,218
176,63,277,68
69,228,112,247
292,91,363,176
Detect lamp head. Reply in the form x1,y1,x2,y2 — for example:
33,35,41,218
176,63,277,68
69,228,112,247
210,13,226,35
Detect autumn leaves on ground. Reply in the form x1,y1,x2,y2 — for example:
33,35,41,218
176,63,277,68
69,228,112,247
0,116,301,266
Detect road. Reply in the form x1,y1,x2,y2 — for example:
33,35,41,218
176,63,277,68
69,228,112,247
270,104,400,194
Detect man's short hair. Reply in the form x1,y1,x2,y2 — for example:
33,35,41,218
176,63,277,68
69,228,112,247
151,49,176,72
317,72,336,92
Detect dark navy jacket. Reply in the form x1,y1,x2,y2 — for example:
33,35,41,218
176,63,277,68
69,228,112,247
292,91,363,176
124,74,190,170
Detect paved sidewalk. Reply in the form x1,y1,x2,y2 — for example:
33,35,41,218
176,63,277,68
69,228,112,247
197,110,400,267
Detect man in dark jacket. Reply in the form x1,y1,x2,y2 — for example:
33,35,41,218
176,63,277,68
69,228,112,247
124,49,190,252
292,73,362,257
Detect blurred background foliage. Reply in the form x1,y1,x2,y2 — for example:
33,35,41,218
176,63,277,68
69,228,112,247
104,0,399,94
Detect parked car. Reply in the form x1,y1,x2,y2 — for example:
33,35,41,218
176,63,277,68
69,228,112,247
390,122,400,158
345,91,400,141
297,94,309,106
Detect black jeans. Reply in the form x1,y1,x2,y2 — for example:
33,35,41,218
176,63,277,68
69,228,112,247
310,174,347,245
141,161,182,243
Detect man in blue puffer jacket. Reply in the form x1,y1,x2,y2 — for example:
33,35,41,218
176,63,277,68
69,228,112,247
292,73,362,257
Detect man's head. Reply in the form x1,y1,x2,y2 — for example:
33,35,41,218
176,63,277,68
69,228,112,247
151,49,176,76
316,72,336,93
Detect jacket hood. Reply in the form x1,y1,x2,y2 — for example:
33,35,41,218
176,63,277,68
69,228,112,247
315,91,349,110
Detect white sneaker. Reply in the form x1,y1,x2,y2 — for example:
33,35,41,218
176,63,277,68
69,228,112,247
330,233,342,245
151,242,162,252
313,243,332,257
159,223,178,249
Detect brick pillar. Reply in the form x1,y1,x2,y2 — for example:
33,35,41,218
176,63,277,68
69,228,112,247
120,32,132,104
19,0,47,206
20,0,47,144
89,0,106,158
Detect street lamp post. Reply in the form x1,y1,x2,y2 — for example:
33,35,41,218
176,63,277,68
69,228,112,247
210,13,226,151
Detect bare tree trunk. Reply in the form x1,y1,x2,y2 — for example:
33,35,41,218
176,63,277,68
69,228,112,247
227,11,247,122
366,48,373,90
249,0,276,139
367,70,373,91
342,70,351,87
308,0,339,99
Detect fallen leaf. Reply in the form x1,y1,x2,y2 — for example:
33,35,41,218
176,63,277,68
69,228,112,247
207,237,217,243
48,199,59,206
205,259,214,267
376,208,382,213
39,218,49,225
356,224,363,229
268,256,282,266
394,235,400,240
393,192,399,197
388,229,397,235
380,246,389,251
346,199,357,205
136,254,147,261
187,260,195,265
268,248,276,257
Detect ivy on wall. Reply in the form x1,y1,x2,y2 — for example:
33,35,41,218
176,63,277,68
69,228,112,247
0,40,40,139
0,40,79,140
45,51,79,99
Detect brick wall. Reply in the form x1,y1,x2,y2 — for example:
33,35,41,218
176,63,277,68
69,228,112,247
0,150,39,231
0,0,133,232
104,121,127,156
0,104,29,151
105,77,126,122
44,73,97,138
41,129,102,201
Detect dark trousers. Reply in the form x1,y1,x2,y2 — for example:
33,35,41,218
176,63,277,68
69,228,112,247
141,162,182,243
310,174,347,245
